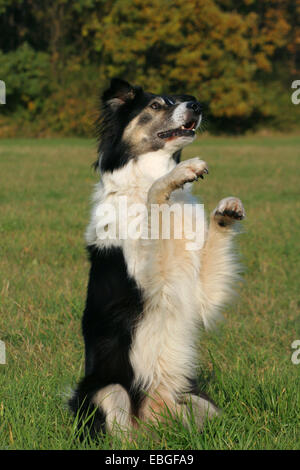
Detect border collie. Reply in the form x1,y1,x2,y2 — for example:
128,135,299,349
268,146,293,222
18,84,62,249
69,78,245,438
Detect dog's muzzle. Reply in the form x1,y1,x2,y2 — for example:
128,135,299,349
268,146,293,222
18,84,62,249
157,101,202,139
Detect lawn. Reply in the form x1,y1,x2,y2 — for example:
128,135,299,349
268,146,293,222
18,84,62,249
0,135,300,450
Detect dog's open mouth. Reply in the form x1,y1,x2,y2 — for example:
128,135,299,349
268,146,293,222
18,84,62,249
157,121,197,139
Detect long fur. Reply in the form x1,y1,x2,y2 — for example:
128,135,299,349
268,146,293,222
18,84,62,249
69,78,245,438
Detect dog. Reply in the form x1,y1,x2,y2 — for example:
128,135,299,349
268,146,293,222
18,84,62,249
69,78,245,439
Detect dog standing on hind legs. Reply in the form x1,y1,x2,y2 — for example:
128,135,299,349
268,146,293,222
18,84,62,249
69,78,246,439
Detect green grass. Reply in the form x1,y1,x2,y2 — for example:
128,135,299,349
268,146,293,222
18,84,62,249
0,136,300,449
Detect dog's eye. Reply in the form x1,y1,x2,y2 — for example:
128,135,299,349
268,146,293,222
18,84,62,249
150,102,162,110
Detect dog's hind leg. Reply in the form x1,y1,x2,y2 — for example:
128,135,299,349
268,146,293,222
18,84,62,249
199,197,246,328
69,381,132,439
178,393,220,430
138,387,219,431
92,384,132,436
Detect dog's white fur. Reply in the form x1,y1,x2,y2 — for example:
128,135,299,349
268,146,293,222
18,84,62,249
86,148,244,430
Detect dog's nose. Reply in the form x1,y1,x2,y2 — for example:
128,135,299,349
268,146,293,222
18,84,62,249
186,101,202,115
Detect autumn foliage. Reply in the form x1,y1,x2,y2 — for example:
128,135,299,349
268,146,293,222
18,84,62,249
0,0,299,136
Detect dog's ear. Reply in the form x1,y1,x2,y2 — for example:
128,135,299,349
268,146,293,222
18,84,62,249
102,78,136,110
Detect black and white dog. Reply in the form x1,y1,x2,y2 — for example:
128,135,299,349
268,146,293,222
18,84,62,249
69,78,245,438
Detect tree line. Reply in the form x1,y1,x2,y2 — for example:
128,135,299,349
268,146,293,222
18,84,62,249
0,0,299,136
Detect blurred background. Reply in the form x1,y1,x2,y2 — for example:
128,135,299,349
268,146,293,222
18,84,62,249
0,0,299,137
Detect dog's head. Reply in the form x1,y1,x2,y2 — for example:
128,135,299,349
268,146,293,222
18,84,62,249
97,78,202,172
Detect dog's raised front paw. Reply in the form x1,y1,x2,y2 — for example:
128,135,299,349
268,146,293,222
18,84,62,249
171,158,208,189
213,197,245,227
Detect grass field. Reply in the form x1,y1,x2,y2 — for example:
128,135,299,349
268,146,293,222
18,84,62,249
0,135,300,450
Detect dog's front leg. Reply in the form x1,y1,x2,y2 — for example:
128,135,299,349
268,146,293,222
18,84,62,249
199,197,246,327
131,159,209,397
147,158,208,205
